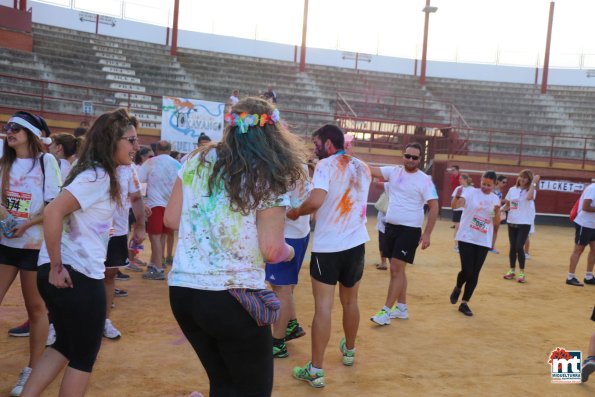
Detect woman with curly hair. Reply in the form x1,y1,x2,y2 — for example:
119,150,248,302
165,97,307,397
21,108,139,397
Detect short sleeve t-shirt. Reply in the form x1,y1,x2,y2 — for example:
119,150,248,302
455,188,501,248
381,166,438,228
575,183,595,229
137,154,181,208
38,168,116,279
311,154,371,253
506,187,536,225
452,185,472,212
0,154,61,250
112,165,141,236
285,164,312,239
168,149,289,291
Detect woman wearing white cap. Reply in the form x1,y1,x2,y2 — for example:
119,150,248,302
0,111,61,396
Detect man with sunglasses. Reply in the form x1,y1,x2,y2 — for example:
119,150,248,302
369,142,439,325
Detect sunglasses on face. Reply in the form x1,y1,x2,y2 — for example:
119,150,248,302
404,154,420,160
3,124,23,134
121,136,138,145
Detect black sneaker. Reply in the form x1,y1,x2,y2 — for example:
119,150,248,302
116,270,130,281
584,277,595,285
458,303,473,316
8,321,30,337
450,287,461,304
285,320,306,341
273,341,288,358
114,288,128,297
566,277,584,287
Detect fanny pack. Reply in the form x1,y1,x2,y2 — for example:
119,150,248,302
228,288,281,327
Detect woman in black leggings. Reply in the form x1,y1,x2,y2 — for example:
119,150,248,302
502,169,539,283
450,171,501,316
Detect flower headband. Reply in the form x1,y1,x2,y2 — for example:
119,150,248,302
225,109,280,134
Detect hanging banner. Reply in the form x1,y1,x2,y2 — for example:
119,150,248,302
161,96,225,153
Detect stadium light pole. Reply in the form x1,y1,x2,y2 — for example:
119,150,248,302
299,0,309,72
541,1,555,94
170,0,180,57
419,0,437,86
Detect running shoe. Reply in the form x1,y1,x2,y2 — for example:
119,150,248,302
339,337,355,366
503,270,515,280
46,323,56,346
125,261,143,272
10,367,31,397
292,362,325,388
524,252,531,260
114,288,128,297
453,246,459,253
104,319,122,340
517,273,526,283
116,270,130,281
273,341,288,358
582,358,595,383
566,277,584,287
389,306,409,320
285,319,306,341
142,265,165,280
8,321,29,337
370,309,391,325
458,302,473,316
488,248,499,254
584,277,595,285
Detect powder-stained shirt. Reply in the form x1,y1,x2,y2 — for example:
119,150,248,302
168,149,289,291
381,166,438,228
137,154,181,208
112,165,141,236
38,168,116,279
455,188,501,248
285,164,312,239
0,154,61,250
505,187,536,225
311,153,371,253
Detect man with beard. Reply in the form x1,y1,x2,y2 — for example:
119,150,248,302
369,142,439,325
287,124,370,388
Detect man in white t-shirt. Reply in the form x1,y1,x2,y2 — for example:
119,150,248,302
287,124,371,388
137,140,181,280
368,142,439,325
566,183,595,287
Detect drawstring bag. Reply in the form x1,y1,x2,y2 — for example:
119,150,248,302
374,192,389,214
228,288,280,326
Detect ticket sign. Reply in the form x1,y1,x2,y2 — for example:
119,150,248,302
539,180,585,193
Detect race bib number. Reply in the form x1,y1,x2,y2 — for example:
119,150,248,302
510,200,519,211
5,190,31,219
470,215,490,234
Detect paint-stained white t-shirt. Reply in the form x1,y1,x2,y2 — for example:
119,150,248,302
506,187,536,225
38,168,116,279
311,153,371,253
455,188,500,248
285,165,312,239
112,165,141,236
137,154,181,208
168,149,289,291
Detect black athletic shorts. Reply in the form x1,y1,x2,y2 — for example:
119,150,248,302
37,263,106,373
0,244,40,271
575,223,595,246
452,210,463,223
104,234,129,268
378,231,387,254
310,244,365,287
382,223,422,264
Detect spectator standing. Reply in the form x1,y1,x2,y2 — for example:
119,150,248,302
262,85,277,104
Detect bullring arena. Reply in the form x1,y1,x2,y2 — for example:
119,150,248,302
1,1,594,396
1,219,593,396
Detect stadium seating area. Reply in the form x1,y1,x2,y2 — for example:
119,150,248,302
0,23,593,160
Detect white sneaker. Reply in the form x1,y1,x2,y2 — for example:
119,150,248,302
370,309,391,325
46,323,56,346
390,306,409,319
11,367,32,397
524,252,531,260
103,319,121,340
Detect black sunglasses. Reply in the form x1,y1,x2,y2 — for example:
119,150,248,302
404,154,420,160
3,123,23,134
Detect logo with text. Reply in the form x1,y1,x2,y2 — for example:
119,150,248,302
548,347,581,383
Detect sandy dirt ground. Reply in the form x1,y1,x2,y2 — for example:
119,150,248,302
1,217,594,397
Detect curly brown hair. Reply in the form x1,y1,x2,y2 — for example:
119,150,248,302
199,97,307,215
64,108,134,206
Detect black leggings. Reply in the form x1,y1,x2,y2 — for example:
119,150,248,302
507,224,531,270
37,263,106,373
456,241,489,302
169,287,273,397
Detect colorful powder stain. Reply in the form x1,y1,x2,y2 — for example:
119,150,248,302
335,187,353,221
337,155,350,172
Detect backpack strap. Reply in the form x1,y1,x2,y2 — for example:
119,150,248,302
40,153,46,203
